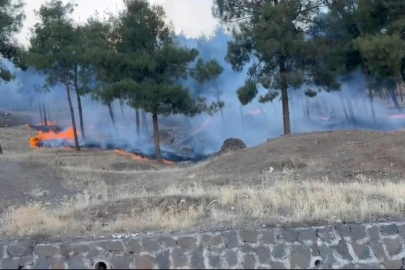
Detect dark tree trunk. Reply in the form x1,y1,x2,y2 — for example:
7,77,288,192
400,85,403,102
64,73,80,151
107,102,118,133
279,56,291,135
39,103,43,123
120,99,126,119
305,97,310,120
389,88,401,112
43,102,48,126
73,66,86,139
142,110,148,136
135,109,140,136
152,112,163,164
0,142,3,154
339,96,350,123
215,88,225,122
362,62,376,122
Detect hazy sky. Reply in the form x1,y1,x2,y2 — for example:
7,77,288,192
16,0,219,46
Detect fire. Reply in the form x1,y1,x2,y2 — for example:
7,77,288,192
29,128,76,148
114,149,174,164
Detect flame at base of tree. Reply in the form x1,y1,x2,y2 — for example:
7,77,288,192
29,128,77,148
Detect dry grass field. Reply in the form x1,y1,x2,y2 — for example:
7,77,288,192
2,114,405,239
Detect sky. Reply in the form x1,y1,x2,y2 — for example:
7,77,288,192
16,0,219,46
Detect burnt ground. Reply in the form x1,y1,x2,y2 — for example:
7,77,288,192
2,111,405,238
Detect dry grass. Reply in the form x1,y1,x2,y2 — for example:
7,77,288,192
2,169,405,237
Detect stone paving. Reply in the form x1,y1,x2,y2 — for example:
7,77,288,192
1,222,405,269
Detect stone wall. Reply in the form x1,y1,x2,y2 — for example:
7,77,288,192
2,222,405,269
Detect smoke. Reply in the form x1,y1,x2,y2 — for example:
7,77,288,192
1,29,405,161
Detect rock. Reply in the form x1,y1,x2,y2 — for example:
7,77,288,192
176,236,197,251
171,248,188,268
352,243,372,260
225,250,238,267
218,138,246,155
260,230,276,244
298,228,317,243
384,237,403,257
142,238,160,252
384,260,403,269
242,254,256,269
335,239,353,261
319,246,337,266
1,258,19,269
110,255,131,269
369,240,385,260
8,244,28,257
209,254,221,268
34,245,59,257
135,255,155,269
380,224,398,235
239,229,259,244
33,257,52,269
273,243,287,259
282,228,299,242
290,245,311,269
190,247,205,269
67,256,88,269
127,239,144,253
350,225,367,242
223,231,240,248
155,251,170,270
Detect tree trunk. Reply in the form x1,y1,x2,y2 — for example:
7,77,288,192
120,99,126,119
43,102,48,126
39,103,43,123
400,85,403,102
239,106,244,126
346,98,355,123
339,96,350,123
152,112,163,164
362,62,376,122
142,110,148,136
389,88,401,112
305,97,310,120
0,141,3,154
135,109,140,136
215,88,225,122
107,102,118,133
73,66,86,140
64,73,80,151
279,56,291,134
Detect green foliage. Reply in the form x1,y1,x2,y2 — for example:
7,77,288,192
237,79,258,105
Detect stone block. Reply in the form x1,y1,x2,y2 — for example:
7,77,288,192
52,256,66,269
272,243,287,259
110,255,132,269
260,229,276,245
367,226,381,241
225,250,238,267
380,224,398,236
209,254,221,268
240,229,259,244
7,244,28,257
368,240,385,261
1,257,19,269
357,264,382,269
290,245,311,269
397,224,405,238
350,225,367,242
86,247,101,262
336,224,351,237
59,244,73,257
155,250,170,270
298,228,317,243
171,248,188,268
176,236,197,251
72,245,90,254
33,257,52,269
352,243,372,260
208,234,224,248
384,237,403,257
319,246,336,267
18,256,34,267
316,227,336,244
106,241,124,251
383,260,403,269
67,255,88,269
158,236,177,248
270,261,287,269
334,239,352,261
135,255,155,269
254,246,270,264
142,238,160,252
223,231,240,248
282,229,299,242
311,243,319,256
127,239,144,253
242,254,256,269
191,247,205,269
35,245,59,257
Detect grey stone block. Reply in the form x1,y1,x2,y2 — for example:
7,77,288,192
1,257,19,269
171,248,188,268
110,255,131,269
270,261,287,269
369,240,385,261
254,246,270,264
381,224,398,235
142,238,160,252
67,256,88,269
18,256,34,267
272,243,287,259
336,224,350,237
242,254,256,269
208,234,224,248
155,250,170,270
290,245,311,269
367,226,381,241
384,237,403,257
176,236,197,251
282,229,299,242
357,264,382,269
240,229,259,244
335,239,353,261
191,247,205,269
398,224,405,238
298,228,317,243
316,227,336,244
384,260,403,269
127,239,144,253
319,246,336,266
52,256,66,269
311,243,319,256
225,250,238,267
223,231,240,248
260,229,275,245
352,243,372,260
86,247,101,262
135,254,155,269
158,236,177,248
34,245,59,257
350,225,367,242
72,245,90,254
106,241,124,251
209,254,221,268
7,244,28,257
33,257,52,269
59,244,73,257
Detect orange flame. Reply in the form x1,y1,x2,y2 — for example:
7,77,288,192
29,128,77,148
114,149,174,164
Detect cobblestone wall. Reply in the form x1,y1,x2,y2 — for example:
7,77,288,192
2,222,405,269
